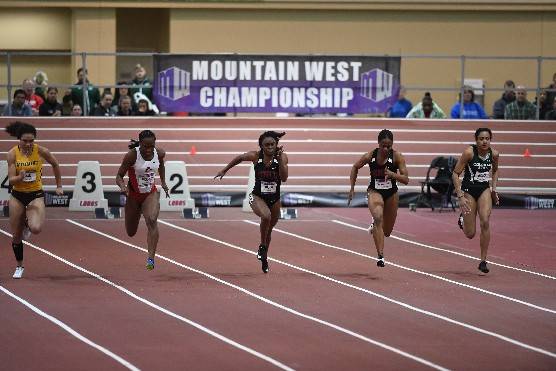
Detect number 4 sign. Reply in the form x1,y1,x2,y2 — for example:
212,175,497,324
69,161,108,211
0,161,10,208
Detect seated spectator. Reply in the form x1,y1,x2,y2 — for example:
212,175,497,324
22,78,44,115
387,86,412,118
39,87,63,116
130,64,153,103
61,95,74,116
113,81,136,110
505,85,536,120
450,86,488,119
68,67,101,116
93,92,115,117
492,80,515,119
33,70,48,100
135,98,156,116
544,96,556,120
406,93,446,119
535,90,550,120
114,96,134,116
71,104,83,117
2,89,33,116
546,72,556,110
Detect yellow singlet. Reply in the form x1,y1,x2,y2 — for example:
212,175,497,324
13,144,43,192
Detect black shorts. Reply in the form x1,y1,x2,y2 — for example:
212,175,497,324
367,186,398,202
463,185,489,202
250,193,280,208
11,189,45,207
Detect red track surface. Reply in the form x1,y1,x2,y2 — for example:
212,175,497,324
0,208,555,370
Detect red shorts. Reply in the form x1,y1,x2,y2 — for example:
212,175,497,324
128,186,156,205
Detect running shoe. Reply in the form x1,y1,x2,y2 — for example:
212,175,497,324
146,257,155,270
478,260,489,274
13,266,24,279
457,213,464,230
261,258,269,274
376,255,385,268
257,244,266,261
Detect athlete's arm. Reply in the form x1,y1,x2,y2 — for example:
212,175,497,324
348,152,371,206
214,151,258,180
491,149,500,205
387,151,409,185
452,147,473,213
7,149,24,185
157,147,170,197
276,146,288,182
116,150,136,195
39,146,63,195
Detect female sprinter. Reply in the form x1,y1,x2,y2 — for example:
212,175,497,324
6,121,63,279
452,128,499,274
215,131,288,273
348,129,409,268
116,130,169,270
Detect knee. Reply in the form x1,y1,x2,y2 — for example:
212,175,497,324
144,217,158,231
29,225,41,234
126,229,137,237
480,219,490,231
464,230,475,239
260,213,271,224
373,215,383,226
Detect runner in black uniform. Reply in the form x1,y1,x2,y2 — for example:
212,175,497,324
452,128,500,274
215,131,288,273
348,129,409,267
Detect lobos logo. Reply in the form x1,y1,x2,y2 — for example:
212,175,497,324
167,200,186,206
80,200,99,207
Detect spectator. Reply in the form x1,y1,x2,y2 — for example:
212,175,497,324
2,89,33,116
135,99,156,116
71,104,83,117
93,92,115,117
130,64,153,103
406,93,446,119
69,67,101,116
22,78,44,115
61,95,74,116
33,70,48,100
546,72,556,109
505,85,536,120
544,96,556,120
387,86,413,118
39,87,63,116
113,80,135,107
492,80,516,119
114,95,134,116
450,86,488,119
535,90,550,120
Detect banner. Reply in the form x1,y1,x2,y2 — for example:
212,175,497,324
153,54,401,114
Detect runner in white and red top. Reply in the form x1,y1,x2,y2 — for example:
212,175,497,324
116,130,169,270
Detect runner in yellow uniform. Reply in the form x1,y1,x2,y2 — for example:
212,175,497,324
6,121,63,279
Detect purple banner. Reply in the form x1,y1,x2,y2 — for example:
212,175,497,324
153,54,401,114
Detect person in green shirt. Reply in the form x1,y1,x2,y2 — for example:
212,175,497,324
504,85,536,120
67,68,100,116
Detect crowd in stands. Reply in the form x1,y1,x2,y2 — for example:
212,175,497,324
3,65,556,120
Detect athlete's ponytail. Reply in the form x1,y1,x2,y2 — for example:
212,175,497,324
5,121,36,139
129,129,156,149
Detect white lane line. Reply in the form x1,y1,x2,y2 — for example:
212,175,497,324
0,285,140,371
158,219,556,359
332,220,556,281
68,220,447,371
0,229,294,371
242,220,555,315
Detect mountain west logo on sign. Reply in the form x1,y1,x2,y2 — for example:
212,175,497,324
360,68,393,102
157,67,191,101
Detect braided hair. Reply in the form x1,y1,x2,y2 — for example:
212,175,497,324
129,129,156,149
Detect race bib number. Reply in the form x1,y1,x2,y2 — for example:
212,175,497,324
474,171,490,183
22,171,36,183
374,179,392,190
261,181,277,194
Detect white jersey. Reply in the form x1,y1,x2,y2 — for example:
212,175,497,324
128,147,159,193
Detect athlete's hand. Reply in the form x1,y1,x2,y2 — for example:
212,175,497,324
55,186,63,196
491,188,499,205
120,185,129,196
18,170,26,181
347,189,355,206
276,146,284,158
458,195,471,214
214,169,226,180
162,184,170,198
384,168,396,180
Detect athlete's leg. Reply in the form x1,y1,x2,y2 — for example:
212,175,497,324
382,192,399,237
368,191,385,258
141,191,161,261
26,197,45,235
9,196,26,267
476,188,493,262
124,195,142,237
250,194,272,247
461,194,478,239
265,200,281,250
